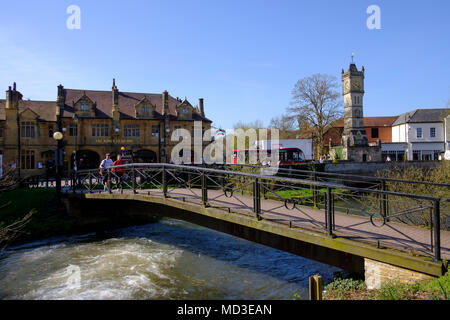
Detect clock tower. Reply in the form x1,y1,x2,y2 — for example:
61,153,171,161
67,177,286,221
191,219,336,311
339,62,381,162
341,63,368,147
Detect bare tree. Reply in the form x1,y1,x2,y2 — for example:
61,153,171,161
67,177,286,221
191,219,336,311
288,73,343,156
269,115,297,139
230,120,265,151
0,209,35,250
233,120,264,131
0,168,35,250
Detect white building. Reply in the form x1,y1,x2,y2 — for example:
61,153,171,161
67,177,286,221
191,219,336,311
385,109,450,161
444,113,450,159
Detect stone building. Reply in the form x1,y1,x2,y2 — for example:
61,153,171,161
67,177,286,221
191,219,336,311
341,63,382,162
0,81,212,177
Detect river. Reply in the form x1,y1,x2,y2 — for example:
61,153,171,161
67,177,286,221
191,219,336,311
0,218,340,300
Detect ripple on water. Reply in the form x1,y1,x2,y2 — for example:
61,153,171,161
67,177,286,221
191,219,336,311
0,219,340,300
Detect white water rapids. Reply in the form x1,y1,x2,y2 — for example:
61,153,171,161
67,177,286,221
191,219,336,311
0,219,340,299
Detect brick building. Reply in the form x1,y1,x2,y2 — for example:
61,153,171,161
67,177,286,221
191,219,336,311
324,116,398,147
0,81,212,177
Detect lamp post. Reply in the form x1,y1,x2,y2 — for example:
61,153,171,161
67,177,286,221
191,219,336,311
72,114,78,191
72,114,78,168
53,131,64,200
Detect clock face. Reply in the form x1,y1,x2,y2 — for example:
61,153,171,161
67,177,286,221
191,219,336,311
351,80,361,91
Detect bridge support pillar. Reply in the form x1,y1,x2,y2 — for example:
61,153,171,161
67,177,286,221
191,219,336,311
364,258,434,290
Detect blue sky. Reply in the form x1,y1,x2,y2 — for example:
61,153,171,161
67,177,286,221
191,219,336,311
0,0,448,129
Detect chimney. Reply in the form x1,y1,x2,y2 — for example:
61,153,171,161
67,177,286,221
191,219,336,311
112,78,119,106
162,90,169,115
199,98,205,117
6,83,22,109
57,84,65,106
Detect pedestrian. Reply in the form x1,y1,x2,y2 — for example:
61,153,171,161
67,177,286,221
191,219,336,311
99,153,113,192
112,154,126,190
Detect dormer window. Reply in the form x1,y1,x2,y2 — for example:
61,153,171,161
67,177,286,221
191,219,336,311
135,98,154,118
182,107,189,114
74,95,96,117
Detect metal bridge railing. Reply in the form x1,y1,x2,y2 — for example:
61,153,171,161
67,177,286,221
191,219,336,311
61,163,446,261
214,163,450,230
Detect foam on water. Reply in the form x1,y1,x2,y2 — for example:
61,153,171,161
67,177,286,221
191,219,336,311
0,219,340,300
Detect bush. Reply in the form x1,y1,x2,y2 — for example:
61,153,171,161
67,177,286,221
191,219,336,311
324,277,365,299
376,161,450,228
325,277,365,291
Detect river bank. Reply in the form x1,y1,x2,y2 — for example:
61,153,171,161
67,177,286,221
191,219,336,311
2,187,448,300
322,272,450,300
0,188,158,247
0,215,340,300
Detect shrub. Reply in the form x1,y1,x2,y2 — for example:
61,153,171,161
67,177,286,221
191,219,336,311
376,161,450,228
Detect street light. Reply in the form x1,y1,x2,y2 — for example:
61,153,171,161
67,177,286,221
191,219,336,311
72,114,79,191
53,131,64,200
53,131,63,141
72,114,78,169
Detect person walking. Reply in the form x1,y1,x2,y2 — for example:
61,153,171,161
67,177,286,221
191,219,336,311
112,154,126,190
99,153,113,192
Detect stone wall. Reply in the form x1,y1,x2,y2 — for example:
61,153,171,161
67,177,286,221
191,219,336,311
324,160,440,175
343,145,382,162
364,258,434,290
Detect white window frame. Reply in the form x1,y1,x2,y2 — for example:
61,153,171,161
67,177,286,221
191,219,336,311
416,127,423,139
430,127,436,138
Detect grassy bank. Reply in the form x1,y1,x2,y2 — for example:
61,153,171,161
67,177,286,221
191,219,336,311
0,188,73,244
0,188,158,247
323,272,450,300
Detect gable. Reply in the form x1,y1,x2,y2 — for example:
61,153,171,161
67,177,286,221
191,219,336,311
20,108,40,120
135,96,157,118
176,99,194,119
73,93,96,117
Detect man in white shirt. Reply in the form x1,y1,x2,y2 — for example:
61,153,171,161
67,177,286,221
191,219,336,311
99,153,114,192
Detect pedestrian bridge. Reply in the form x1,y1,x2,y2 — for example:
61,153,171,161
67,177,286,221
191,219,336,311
47,163,449,286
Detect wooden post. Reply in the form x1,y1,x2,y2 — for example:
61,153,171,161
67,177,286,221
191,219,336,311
309,274,323,300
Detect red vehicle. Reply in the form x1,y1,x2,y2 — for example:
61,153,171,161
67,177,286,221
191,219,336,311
231,148,306,165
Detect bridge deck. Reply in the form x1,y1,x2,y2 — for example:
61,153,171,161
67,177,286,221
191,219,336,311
67,187,450,260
